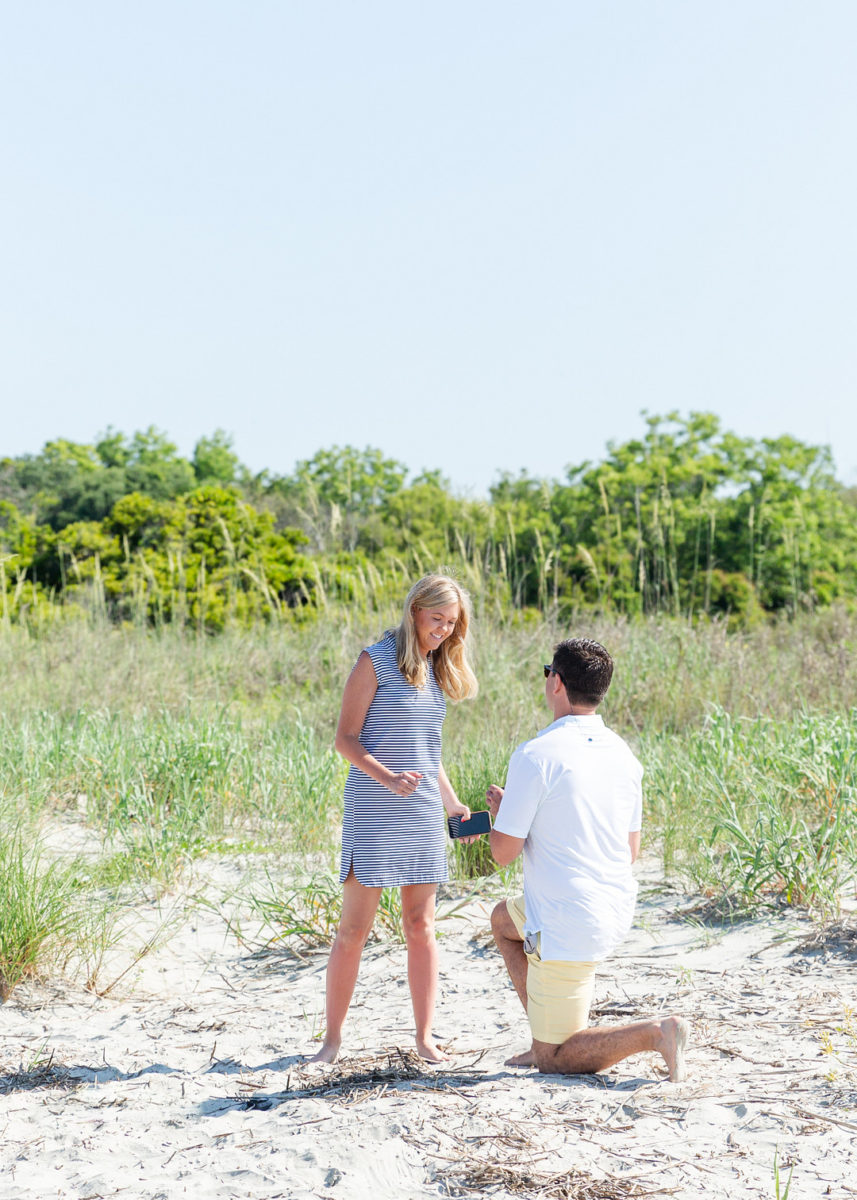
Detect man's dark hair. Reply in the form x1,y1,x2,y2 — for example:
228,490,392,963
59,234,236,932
551,638,614,707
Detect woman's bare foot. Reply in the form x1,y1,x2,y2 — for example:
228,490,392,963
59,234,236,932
308,1039,340,1064
416,1036,449,1063
656,1016,689,1082
504,1045,538,1068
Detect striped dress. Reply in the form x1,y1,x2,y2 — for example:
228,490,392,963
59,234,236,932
339,632,448,887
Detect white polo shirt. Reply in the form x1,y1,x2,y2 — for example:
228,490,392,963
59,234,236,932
493,714,642,963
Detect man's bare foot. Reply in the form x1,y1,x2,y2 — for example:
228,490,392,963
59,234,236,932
308,1040,340,1064
656,1016,689,1082
416,1037,449,1063
504,1045,538,1068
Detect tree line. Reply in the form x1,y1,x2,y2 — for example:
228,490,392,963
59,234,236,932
1,413,855,628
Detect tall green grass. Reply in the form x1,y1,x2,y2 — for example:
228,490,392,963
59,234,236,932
644,708,857,913
2,602,854,732
1,607,856,990
0,826,123,1000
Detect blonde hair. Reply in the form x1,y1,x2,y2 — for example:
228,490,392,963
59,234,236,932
394,574,478,701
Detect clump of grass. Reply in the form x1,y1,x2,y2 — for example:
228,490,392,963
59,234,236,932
773,1148,794,1200
0,829,77,1000
644,707,857,915
222,868,406,953
0,827,120,1001
701,792,854,917
234,870,342,951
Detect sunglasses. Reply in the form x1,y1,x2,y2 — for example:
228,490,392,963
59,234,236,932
543,664,564,683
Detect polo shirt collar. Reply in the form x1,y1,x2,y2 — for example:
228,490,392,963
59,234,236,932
540,713,604,736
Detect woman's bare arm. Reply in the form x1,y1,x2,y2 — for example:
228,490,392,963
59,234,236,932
437,762,470,819
334,652,423,798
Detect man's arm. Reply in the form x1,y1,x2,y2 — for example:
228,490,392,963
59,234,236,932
629,830,641,863
485,784,526,867
490,829,526,867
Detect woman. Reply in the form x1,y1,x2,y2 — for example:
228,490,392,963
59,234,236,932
310,574,478,1063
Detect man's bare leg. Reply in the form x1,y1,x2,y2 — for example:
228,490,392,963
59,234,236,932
504,1046,540,1067
534,1015,689,1081
490,900,538,1068
490,901,528,1007
309,872,381,1063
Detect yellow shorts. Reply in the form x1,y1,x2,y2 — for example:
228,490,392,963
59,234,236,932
506,894,596,1045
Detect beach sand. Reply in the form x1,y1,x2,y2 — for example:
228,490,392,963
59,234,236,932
2,856,855,1200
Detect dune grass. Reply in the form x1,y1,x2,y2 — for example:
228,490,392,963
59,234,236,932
1,607,856,987
644,707,857,914
0,824,124,1001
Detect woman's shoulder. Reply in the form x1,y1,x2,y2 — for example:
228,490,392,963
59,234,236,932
366,630,397,654
364,631,400,676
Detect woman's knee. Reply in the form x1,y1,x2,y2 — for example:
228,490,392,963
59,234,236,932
403,911,435,945
336,916,374,949
400,884,438,945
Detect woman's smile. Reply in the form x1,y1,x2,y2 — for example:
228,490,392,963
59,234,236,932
413,602,460,656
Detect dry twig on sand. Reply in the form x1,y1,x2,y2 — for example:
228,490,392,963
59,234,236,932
281,1047,488,1101
0,1058,83,1096
792,918,857,956
433,1159,672,1198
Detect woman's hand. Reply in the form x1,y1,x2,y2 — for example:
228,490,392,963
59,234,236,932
445,797,471,823
388,770,423,797
446,797,482,845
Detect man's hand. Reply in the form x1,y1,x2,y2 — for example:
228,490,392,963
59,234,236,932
486,784,523,866
485,784,504,819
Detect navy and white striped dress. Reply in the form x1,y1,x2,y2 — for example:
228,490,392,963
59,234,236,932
339,632,448,887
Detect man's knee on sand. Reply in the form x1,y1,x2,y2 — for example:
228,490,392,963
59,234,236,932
531,1031,612,1076
532,1038,566,1074
491,899,519,943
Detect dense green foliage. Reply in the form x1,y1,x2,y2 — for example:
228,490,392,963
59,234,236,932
0,429,311,629
2,413,856,628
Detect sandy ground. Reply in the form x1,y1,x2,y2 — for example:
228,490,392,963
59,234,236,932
2,858,856,1200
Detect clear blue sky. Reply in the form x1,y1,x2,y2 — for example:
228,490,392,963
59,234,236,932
3,2,856,494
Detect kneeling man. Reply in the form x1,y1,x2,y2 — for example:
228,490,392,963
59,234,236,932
486,638,688,1080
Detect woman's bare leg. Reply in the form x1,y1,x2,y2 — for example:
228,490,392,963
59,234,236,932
309,871,381,1062
401,883,447,1062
